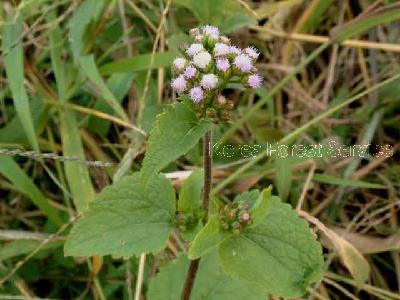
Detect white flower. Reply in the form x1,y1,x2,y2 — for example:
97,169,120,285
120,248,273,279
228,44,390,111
171,75,187,93
202,25,219,39
193,51,212,69
244,46,259,60
201,74,219,89
214,43,230,56
228,46,241,55
173,57,186,71
234,54,253,73
186,43,204,56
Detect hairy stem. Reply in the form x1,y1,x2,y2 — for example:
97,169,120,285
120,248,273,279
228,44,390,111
181,130,212,300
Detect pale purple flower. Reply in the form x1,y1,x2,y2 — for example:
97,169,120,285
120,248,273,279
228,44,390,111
247,74,262,88
245,46,259,60
228,46,241,55
201,74,218,90
202,25,219,39
183,65,197,79
171,75,187,93
190,86,204,103
173,57,186,71
214,43,230,56
193,51,212,69
216,57,230,72
234,54,253,73
186,43,204,56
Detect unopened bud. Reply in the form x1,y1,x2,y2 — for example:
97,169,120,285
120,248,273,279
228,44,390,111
189,28,200,36
241,212,250,221
219,36,230,44
217,95,226,105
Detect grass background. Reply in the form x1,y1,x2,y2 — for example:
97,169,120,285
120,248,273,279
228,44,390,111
1,0,400,299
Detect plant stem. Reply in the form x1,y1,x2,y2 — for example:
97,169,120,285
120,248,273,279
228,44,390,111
181,130,212,300
202,130,212,223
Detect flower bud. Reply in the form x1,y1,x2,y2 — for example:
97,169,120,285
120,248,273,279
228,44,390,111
217,95,226,105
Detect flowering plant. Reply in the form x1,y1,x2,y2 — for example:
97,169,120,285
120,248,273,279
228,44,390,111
171,25,262,121
65,25,324,300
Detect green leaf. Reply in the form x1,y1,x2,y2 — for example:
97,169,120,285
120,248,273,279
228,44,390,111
249,186,272,227
0,157,63,227
79,55,129,121
0,240,63,261
141,102,211,184
274,154,293,201
331,3,400,41
148,251,266,300
188,0,227,24
219,196,324,297
219,15,256,33
306,173,386,189
68,0,104,59
3,12,39,151
99,52,177,75
64,173,175,257
178,169,204,213
234,189,260,205
59,110,95,212
88,72,136,136
188,217,231,259
49,23,96,213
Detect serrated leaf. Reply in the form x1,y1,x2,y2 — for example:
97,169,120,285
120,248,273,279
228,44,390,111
234,189,260,205
249,186,272,227
188,217,231,259
219,197,324,298
141,102,211,184
64,173,175,257
178,169,204,213
148,251,265,300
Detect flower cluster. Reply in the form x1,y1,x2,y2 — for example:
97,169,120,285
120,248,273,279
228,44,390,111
219,201,252,234
171,25,263,121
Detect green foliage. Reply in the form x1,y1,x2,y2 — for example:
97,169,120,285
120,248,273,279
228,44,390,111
3,12,39,151
219,196,324,297
68,0,105,59
79,55,129,121
0,157,63,227
141,102,211,184
148,251,266,300
188,217,231,259
64,173,175,257
331,3,400,41
100,52,177,75
178,169,204,213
